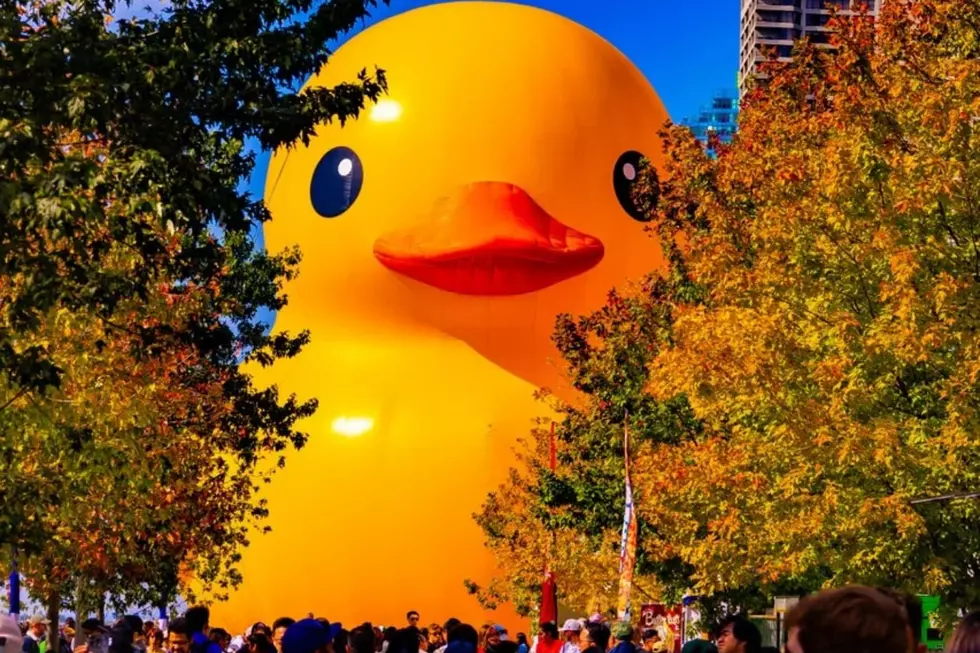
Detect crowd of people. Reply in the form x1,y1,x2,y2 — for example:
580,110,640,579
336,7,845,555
1,585,979,653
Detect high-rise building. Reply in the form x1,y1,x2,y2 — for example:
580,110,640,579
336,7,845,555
738,0,881,97
682,89,739,148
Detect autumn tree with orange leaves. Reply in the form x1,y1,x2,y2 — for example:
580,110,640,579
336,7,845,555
479,0,980,622
0,221,315,620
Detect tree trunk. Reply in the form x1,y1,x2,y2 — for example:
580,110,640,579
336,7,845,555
74,578,88,652
46,590,60,653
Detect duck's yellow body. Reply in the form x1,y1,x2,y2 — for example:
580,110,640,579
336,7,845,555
212,1,668,630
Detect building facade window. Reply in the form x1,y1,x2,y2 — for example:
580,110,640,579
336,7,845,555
682,90,740,151
740,0,880,97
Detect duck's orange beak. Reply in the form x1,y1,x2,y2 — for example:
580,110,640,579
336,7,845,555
373,182,604,295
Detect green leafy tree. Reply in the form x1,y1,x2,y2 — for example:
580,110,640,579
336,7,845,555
1,0,389,628
473,282,703,618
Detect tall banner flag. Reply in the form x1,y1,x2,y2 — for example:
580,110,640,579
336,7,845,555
540,421,558,624
8,557,19,617
617,418,637,620
549,421,557,472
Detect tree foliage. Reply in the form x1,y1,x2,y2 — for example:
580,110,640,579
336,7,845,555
472,284,702,618
478,0,980,621
1,0,388,614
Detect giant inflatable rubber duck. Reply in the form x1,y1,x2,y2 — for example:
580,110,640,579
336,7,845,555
212,1,668,630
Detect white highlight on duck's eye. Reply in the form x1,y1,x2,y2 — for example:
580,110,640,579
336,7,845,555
623,162,637,181
337,158,353,177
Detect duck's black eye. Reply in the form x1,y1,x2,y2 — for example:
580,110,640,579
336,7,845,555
613,150,657,222
310,146,363,218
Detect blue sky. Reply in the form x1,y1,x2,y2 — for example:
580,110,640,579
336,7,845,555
327,0,741,120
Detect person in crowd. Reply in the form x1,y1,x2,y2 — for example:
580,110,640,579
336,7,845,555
210,630,231,653
73,619,109,653
143,626,160,653
23,615,50,653
514,635,528,653
274,620,297,653
426,625,444,653
533,624,560,653
482,627,506,653
609,623,635,653
715,617,761,653
148,632,165,653
396,629,425,653
281,620,339,653
582,624,609,653
419,634,429,653
433,622,461,653
640,631,660,653
350,625,376,653
947,611,980,653
333,630,349,653
120,617,145,653
246,626,276,653
2,615,24,653
61,619,76,653
785,585,908,653
185,608,222,653
406,616,420,630
876,588,927,653
108,622,135,653
55,628,72,653
680,642,716,653
239,621,276,653
559,621,581,653
167,619,193,653
227,629,245,653
381,630,398,653
447,626,479,652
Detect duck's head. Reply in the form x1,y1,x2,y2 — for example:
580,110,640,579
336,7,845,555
265,1,668,387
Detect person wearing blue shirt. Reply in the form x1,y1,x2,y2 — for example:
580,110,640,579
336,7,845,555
184,608,223,653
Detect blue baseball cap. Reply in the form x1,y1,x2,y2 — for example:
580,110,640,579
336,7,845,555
282,619,342,653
